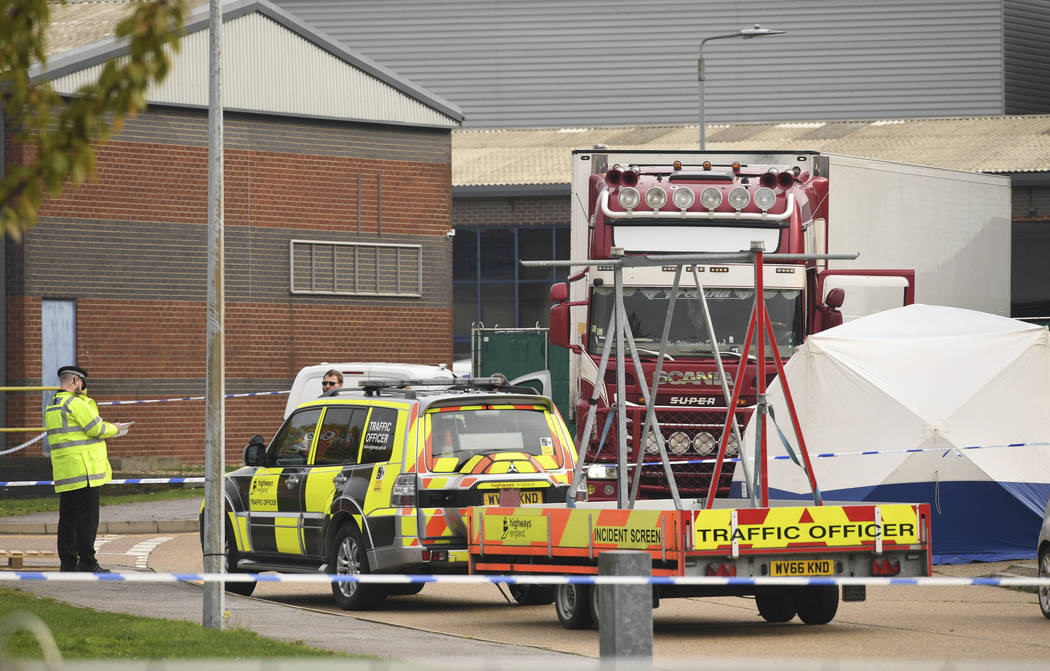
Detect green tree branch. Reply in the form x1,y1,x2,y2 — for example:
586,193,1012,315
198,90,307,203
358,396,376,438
1,0,186,239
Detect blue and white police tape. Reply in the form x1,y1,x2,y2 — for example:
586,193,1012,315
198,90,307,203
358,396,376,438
637,440,1050,468
0,431,46,456
0,389,291,457
97,389,290,407
0,572,1047,588
6,441,1050,487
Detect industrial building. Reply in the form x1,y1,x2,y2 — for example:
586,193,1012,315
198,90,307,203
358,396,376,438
267,0,1050,355
2,0,461,463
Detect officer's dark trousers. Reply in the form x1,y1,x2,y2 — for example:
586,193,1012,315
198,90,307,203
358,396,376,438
57,486,101,569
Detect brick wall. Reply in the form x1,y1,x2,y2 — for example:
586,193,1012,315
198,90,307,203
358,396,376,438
4,107,453,465
452,194,568,229
1013,184,1050,221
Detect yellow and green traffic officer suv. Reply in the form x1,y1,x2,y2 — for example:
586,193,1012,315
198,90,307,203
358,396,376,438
201,376,577,610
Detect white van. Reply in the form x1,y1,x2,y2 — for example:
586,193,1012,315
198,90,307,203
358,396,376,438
283,362,456,417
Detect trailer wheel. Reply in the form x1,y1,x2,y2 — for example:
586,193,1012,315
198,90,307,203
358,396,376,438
795,585,839,625
755,589,796,623
555,583,595,629
510,584,556,605
1039,548,1050,619
590,584,601,630
388,582,425,596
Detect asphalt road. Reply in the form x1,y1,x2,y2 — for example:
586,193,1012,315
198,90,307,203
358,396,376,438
155,533,1050,663
4,530,1050,666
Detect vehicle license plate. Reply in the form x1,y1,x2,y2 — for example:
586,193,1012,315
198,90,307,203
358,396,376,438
770,559,834,576
483,490,542,506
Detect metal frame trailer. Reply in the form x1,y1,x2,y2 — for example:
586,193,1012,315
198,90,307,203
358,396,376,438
463,247,933,629
466,501,932,628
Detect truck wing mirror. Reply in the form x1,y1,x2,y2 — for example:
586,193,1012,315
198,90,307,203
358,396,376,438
549,281,571,349
549,303,571,349
549,280,584,353
550,281,569,303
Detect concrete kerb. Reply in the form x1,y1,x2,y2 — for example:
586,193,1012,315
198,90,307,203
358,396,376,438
0,520,199,535
0,498,203,535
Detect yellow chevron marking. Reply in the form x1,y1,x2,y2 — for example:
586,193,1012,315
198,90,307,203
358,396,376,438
431,457,459,473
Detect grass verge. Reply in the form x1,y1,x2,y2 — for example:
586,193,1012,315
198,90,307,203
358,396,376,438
0,488,204,517
0,586,352,659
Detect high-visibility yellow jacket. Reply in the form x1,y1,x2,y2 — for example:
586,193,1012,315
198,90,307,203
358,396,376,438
45,391,118,493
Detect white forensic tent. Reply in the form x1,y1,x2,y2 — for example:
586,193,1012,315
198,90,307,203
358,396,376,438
736,304,1050,563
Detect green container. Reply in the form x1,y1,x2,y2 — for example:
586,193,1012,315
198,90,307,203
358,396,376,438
471,327,573,435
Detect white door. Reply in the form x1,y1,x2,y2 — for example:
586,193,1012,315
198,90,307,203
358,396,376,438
41,300,76,455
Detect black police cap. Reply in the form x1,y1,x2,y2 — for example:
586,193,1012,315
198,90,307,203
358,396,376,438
57,365,88,381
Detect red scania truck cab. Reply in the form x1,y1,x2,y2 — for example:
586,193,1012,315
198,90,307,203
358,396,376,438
549,150,914,501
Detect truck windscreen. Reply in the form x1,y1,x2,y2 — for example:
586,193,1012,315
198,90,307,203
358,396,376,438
588,286,803,359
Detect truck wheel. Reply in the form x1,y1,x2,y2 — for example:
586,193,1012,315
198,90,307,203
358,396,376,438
199,514,255,597
510,584,556,605
555,583,595,629
755,589,796,623
795,585,838,625
328,524,387,610
1039,549,1050,619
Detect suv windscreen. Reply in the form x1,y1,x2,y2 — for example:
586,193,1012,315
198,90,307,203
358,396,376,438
425,405,565,473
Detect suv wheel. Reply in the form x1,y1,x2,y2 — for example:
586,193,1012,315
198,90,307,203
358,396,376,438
328,523,387,610
199,514,255,597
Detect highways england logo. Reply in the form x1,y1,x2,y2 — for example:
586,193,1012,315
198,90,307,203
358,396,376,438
501,517,533,540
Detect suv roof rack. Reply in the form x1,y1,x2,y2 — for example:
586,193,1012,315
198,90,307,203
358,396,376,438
351,375,540,398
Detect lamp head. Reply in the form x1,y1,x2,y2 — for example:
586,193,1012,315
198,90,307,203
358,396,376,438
740,24,787,38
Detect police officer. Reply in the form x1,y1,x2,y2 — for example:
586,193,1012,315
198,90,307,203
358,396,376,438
45,365,132,572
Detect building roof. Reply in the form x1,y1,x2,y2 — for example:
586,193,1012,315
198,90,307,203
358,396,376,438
271,0,1036,128
452,115,1050,188
36,0,463,128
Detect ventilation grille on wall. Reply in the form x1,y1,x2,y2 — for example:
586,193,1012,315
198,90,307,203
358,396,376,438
290,239,422,297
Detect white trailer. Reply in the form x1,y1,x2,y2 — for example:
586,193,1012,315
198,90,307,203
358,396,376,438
817,153,1011,319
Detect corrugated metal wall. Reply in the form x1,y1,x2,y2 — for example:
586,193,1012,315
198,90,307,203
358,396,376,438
272,0,1013,129
1004,0,1050,115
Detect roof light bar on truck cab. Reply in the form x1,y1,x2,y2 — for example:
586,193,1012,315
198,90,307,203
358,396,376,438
601,187,794,221
644,187,667,209
672,187,695,209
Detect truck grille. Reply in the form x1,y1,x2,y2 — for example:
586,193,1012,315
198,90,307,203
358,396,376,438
585,406,753,498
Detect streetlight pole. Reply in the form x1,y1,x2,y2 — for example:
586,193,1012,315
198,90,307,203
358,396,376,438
699,24,787,150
